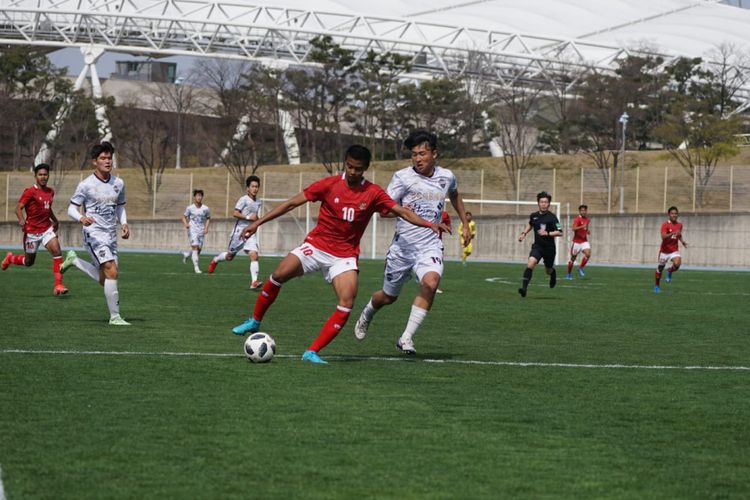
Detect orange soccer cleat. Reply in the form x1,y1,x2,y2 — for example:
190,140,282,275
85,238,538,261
1,252,12,270
53,284,69,295
207,260,217,274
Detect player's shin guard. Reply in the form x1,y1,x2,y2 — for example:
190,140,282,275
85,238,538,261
191,250,199,267
250,260,259,282
401,305,428,343
252,277,282,321
75,257,101,282
567,261,574,273
104,279,120,317
308,305,351,352
52,256,63,285
11,254,26,266
580,256,589,269
522,267,533,290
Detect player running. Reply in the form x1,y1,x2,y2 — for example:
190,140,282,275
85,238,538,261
353,130,471,355
654,206,688,293
62,141,130,325
458,211,477,266
1,163,69,295
566,204,591,279
230,145,450,365
181,189,211,274
208,175,263,289
517,191,562,298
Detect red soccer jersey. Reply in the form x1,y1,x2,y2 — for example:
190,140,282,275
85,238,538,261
660,220,683,254
18,184,55,234
303,174,397,257
438,211,451,240
572,215,590,243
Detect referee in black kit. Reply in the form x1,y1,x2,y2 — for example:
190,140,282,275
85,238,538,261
517,191,563,298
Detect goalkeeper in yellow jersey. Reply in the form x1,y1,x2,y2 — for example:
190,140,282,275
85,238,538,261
458,211,477,265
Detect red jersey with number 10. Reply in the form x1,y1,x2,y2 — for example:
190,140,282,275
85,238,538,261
660,220,683,254
303,174,396,257
572,215,590,243
18,184,55,234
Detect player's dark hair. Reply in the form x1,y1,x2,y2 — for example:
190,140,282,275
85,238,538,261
193,189,204,197
537,191,552,202
246,175,261,187
404,130,438,151
465,211,473,216
579,204,587,210
345,144,372,166
667,206,679,213
33,163,50,173
90,141,115,159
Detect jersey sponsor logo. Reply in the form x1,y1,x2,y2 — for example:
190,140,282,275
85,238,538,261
334,197,339,204
439,179,446,189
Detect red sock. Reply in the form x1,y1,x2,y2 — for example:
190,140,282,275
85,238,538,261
655,271,661,286
308,306,351,353
12,254,25,266
53,256,63,285
567,261,573,273
580,257,588,269
668,266,675,273
252,277,282,321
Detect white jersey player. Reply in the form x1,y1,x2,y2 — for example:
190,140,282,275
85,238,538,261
181,189,211,273
354,130,471,354
62,141,131,326
208,175,264,288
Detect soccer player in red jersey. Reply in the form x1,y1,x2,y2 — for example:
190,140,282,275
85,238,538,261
231,145,450,364
566,204,591,279
2,163,69,295
654,206,688,293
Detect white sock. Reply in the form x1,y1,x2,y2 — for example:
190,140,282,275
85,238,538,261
361,299,378,322
250,261,259,282
191,250,200,268
74,257,100,282
182,251,190,259
104,279,120,317
214,252,228,263
401,305,428,343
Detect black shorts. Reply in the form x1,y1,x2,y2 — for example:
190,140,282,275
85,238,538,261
529,245,556,268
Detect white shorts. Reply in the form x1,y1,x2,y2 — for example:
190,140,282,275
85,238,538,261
290,242,358,283
243,234,259,254
658,251,681,266
382,245,444,297
24,226,57,254
227,224,257,255
570,241,591,256
83,231,118,265
188,230,205,248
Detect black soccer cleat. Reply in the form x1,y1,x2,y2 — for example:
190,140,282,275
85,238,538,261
518,287,527,298
550,272,557,289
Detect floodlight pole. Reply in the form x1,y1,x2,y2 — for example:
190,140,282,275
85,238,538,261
618,112,629,214
175,77,184,169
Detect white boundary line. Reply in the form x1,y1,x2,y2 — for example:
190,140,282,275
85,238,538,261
0,464,7,500
2,349,749,371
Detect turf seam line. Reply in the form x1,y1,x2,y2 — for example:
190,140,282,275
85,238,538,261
2,349,749,371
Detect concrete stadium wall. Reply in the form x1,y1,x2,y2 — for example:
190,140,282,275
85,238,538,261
1,212,748,268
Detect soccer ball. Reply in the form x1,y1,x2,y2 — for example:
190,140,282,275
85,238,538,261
243,332,276,363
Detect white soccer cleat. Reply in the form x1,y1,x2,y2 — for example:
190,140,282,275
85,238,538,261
182,252,189,264
194,268,202,274
109,314,131,326
354,313,370,340
396,337,416,355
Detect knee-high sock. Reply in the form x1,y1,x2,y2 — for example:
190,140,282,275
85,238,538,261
567,260,574,273
52,256,63,285
250,260,259,282
308,306,351,352
401,305,428,343
580,256,588,269
252,277,282,321
11,254,25,266
214,252,228,263
668,265,676,273
104,279,120,317
191,250,200,268
74,257,100,282
360,299,379,323
522,267,533,290
655,265,664,286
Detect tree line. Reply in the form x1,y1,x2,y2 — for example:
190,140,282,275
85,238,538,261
0,39,748,206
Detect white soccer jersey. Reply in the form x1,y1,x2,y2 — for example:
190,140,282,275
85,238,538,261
234,195,262,230
388,166,457,252
184,203,211,235
70,173,126,240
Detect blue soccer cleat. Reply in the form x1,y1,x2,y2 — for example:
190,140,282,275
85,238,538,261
666,271,672,283
653,285,661,293
578,267,586,277
232,318,261,336
565,273,573,280
302,350,328,364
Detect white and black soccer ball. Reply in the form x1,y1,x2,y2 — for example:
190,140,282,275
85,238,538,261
243,332,276,363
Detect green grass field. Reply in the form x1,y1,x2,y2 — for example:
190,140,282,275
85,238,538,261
1,252,749,499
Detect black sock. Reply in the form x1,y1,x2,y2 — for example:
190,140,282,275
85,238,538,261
522,268,533,290
549,268,557,288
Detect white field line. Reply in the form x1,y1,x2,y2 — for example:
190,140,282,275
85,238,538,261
0,464,6,500
2,349,749,371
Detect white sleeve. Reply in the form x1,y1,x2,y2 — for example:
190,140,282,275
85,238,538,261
386,172,405,203
67,203,82,222
116,205,128,225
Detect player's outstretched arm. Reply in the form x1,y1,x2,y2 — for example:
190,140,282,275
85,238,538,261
242,192,308,239
389,205,450,234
